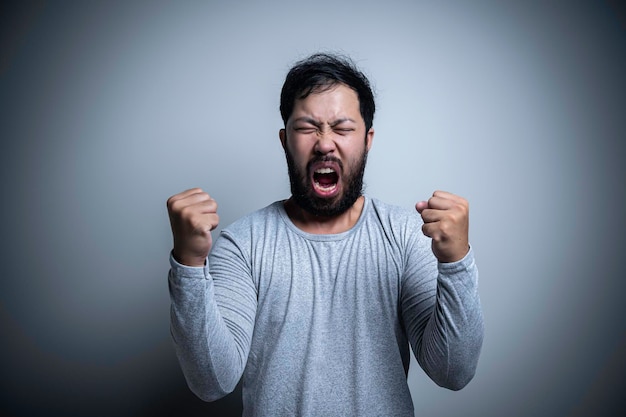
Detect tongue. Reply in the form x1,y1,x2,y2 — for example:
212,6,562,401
316,172,337,187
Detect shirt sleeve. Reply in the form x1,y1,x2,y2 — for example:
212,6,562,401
168,230,257,401
400,230,484,390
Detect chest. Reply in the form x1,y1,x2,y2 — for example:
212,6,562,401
250,231,404,332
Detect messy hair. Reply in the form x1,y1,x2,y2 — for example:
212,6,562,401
279,53,375,132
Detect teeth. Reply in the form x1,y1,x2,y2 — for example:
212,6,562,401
315,167,335,174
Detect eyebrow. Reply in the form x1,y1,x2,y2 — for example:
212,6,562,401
330,118,356,127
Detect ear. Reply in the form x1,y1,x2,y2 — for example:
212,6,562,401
279,128,287,150
365,127,374,152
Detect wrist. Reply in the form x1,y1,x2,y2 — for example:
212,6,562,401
435,245,470,264
171,249,206,267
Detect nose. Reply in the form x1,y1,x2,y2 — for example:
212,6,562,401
314,130,336,155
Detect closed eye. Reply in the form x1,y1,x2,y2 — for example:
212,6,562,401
294,127,317,134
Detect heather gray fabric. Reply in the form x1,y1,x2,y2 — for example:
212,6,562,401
168,197,484,416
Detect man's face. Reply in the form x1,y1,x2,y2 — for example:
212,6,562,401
280,83,374,217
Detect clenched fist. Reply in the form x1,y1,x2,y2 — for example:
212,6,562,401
167,188,219,267
416,191,470,263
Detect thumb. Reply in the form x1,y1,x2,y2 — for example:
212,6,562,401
415,200,428,214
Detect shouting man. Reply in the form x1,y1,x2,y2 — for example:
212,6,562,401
167,53,484,416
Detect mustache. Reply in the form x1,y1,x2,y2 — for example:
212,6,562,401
306,155,344,171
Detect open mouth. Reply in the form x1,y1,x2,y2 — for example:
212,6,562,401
312,166,340,195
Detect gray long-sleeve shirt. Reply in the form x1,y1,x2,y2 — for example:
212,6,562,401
168,197,484,416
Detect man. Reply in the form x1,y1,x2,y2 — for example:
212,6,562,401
167,53,484,416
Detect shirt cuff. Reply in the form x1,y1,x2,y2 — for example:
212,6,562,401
437,246,475,275
169,251,211,280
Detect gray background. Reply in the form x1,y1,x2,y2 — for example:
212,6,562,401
1,1,624,416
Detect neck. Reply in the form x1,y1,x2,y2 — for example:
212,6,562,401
284,196,366,234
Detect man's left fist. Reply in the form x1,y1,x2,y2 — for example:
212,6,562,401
416,190,470,263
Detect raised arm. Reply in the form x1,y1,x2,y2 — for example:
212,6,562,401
402,191,484,390
167,188,256,401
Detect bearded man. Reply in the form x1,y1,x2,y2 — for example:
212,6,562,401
166,53,484,417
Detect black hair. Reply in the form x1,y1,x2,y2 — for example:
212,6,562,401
279,53,375,132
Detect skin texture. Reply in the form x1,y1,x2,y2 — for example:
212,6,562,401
167,83,470,265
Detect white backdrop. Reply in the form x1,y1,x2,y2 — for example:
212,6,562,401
1,1,624,416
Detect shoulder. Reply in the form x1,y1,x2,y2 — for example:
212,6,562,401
366,197,423,228
362,197,432,268
210,201,284,262
361,197,426,250
218,201,286,243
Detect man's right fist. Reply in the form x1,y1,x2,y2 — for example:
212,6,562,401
167,188,219,267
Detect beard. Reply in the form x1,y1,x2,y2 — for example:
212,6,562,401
284,147,368,218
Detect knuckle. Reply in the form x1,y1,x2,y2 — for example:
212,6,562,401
454,203,469,219
169,199,184,215
166,194,180,210
438,221,450,236
190,218,207,233
179,204,195,219
448,211,461,224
